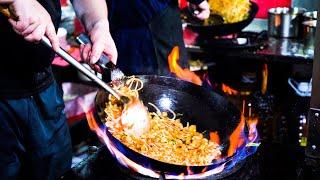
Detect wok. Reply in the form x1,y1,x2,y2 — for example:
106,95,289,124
94,75,242,174
185,1,259,37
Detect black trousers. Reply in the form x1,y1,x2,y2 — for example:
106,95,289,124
0,81,72,180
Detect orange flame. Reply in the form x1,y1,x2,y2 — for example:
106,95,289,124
86,109,99,131
221,83,239,95
226,100,259,157
168,46,202,86
227,114,246,157
261,64,268,95
247,117,259,142
210,131,220,145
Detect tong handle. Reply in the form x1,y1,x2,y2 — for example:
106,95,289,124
76,34,115,71
41,36,121,100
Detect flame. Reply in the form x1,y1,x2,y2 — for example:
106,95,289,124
247,117,259,142
261,64,268,94
86,109,99,131
168,46,202,86
222,83,239,95
210,131,220,145
227,114,246,157
226,99,260,159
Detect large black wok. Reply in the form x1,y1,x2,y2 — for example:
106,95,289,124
94,75,242,175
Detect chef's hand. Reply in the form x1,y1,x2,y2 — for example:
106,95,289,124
0,0,13,3
193,1,210,20
7,0,59,51
80,20,118,72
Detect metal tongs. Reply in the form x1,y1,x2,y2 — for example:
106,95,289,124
75,34,125,81
41,37,130,104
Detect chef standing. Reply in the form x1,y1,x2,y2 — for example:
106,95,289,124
0,0,117,179
81,0,210,76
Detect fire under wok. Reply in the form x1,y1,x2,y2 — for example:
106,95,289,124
94,75,244,175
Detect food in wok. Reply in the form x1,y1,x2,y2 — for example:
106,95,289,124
104,76,221,166
206,0,251,24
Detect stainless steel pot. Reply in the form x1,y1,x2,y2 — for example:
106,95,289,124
268,7,306,38
302,20,317,56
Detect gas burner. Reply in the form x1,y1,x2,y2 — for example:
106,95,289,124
196,31,268,50
118,158,247,180
61,146,261,180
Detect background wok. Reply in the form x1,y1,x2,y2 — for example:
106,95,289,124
185,1,259,37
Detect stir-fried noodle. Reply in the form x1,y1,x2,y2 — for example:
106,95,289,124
207,0,251,24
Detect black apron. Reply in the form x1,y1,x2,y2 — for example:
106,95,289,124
149,0,188,75
107,0,188,76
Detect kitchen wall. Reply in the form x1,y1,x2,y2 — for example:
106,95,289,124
253,0,319,19
253,0,291,19
292,0,320,11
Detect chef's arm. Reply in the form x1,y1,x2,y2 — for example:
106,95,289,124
0,0,13,3
71,0,108,33
71,0,118,65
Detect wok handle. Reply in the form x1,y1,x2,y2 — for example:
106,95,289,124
40,36,121,100
76,33,117,71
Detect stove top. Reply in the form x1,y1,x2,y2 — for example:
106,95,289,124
60,139,317,180
61,145,253,180
183,27,268,51
197,31,268,50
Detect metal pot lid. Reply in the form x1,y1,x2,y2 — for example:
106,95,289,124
303,11,317,20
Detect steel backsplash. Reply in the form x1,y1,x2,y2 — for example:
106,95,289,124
306,3,320,158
